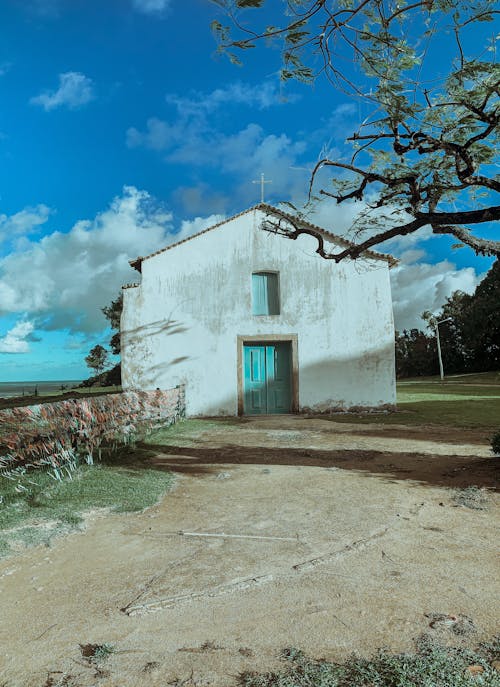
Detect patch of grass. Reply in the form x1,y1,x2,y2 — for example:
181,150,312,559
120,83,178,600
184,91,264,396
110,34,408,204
147,418,233,446
331,400,500,429
241,638,500,687
329,380,500,430
396,399,500,429
0,460,173,557
9,525,57,547
398,384,500,400
400,371,500,385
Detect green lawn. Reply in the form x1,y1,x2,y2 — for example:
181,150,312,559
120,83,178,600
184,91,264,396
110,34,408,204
329,375,500,430
147,417,236,446
399,371,500,385
396,378,500,429
0,451,173,558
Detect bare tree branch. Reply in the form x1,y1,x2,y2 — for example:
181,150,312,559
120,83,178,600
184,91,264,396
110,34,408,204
261,205,500,263
211,0,499,261
431,224,500,256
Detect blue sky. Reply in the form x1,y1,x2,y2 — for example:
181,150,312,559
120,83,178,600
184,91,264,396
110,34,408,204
0,0,497,381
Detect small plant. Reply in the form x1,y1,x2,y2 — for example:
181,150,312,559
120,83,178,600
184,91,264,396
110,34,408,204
142,661,161,673
93,644,115,663
425,612,476,636
240,637,500,687
80,643,115,664
491,430,500,456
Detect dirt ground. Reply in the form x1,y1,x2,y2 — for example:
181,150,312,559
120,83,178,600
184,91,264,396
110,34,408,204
0,416,498,687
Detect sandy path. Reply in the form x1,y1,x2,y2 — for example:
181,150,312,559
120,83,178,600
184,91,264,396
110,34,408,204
0,418,498,686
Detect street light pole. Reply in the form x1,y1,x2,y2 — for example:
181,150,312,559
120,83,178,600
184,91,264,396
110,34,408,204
434,317,452,381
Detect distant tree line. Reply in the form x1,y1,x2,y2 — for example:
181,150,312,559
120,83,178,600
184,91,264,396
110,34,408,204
396,260,499,378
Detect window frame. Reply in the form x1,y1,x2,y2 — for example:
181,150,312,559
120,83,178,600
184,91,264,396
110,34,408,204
251,271,280,316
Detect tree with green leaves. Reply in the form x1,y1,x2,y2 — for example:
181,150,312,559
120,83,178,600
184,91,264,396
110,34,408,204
85,344,109,376
211,0,499,260
466,258,500,369
395,327,437,378
438,259,500,371
396,259,499,376
423,291,472,373
102,292,123,355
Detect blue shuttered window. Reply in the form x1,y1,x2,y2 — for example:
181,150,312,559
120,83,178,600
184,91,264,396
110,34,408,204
252,272,280,315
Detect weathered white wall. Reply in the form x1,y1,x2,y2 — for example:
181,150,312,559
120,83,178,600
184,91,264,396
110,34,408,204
121,208,396,415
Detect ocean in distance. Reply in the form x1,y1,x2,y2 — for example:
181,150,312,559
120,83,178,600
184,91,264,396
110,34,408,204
0,380,83,399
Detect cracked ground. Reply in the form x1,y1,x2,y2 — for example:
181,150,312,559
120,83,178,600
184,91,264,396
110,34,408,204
0,416,498,686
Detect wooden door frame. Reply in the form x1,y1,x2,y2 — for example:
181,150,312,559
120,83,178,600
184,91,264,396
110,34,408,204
237,334,299,415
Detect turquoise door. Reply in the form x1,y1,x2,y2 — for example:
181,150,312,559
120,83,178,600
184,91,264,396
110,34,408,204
243,343,292,414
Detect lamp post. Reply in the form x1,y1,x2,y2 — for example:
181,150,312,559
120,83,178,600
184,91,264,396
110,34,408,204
434,317,453,381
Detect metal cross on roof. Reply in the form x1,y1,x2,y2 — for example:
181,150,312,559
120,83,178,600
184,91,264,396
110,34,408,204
252,172,272,203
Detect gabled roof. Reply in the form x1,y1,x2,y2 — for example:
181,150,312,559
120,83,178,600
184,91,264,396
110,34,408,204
129,203,397,272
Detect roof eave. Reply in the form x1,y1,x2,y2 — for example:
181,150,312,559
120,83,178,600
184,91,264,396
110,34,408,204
127,202,397,271
129,257,142,273
257,203,397,267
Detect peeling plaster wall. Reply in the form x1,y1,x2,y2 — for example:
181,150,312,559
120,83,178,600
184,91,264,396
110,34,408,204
121,209,396,416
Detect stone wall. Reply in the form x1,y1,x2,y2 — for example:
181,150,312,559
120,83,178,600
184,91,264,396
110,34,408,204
0,387,185,478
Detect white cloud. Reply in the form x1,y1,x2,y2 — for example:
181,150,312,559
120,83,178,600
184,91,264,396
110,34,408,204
173,183,229,215
128,116,310,204
127,80,303,201
0,205,51,243
397,248,427,265
169,122,301,173
0,321,35,354
127,79,296,154
307,198,375,236
127,116,179,151
176,214,226,243
132,0,171,14
165,81,296,117
0,62,12,77
391,260,481,331
382,225,434,255
31,72,94,111
0,187,176,333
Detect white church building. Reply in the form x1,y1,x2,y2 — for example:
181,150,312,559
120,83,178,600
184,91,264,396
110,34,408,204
121,203,396,416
